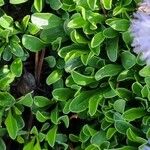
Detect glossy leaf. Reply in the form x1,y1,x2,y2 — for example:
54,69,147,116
113,99,126,113
123,108,146,122
9,0,28,4
34,0,43,12
5,110,18,139
31,13,63,29
46,70,62,85
0,92,15,107
34,96,52,107
121,51,136,69
139,66,150,77
102,0,112,10
52,88,74,101
106,37,118,62
69,91,97,113
88,94,102,116
106,18,130,32
46,126,58,147
71,71,96,86
10,58,22,77
91,32,105,48
17,93,33,107
49,0,62,10
95,64,122,80
22,34,46,52
0,138,6,150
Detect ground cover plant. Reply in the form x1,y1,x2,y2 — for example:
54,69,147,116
0,0,150,149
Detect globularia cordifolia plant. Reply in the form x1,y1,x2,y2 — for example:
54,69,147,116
1,0,150,150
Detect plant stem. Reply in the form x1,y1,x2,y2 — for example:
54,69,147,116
35,52,39,82
37,49,45,85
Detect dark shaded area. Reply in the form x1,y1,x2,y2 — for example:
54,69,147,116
2,0,33,20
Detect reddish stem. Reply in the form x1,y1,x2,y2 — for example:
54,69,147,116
35,52,39,82
36,49,45,85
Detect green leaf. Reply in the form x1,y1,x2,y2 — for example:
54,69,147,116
69,134,79,142
83,124,96,136
34,96,52,107
116,88,131,100
14,115,25,130
0,138,6,150
95,64,122,80
103,88,116,98
123,108,146,122
21,15,30,31
113,99,126,113
145,77,150,88
90,131,107,146
117,70,134,81
0,92,15,107
122,31,132,45
103,27,118,38
49,0,62,10
63,99,72,114
109,146,137,150
31,13,63,29
85,144,100,150
46,70,62,85
40,123,50,132
0,0,4,6
5,110,18,139
3,46,12,61
69,91,96,113
132,82,143,97
87,0,97,10
127,128,147,144
36,111,49,123
113,6,125,16
46,126,58,147
139,65,150,77
114,120,130,134
88,94,103,116
50,107,58,124
10,42,24,57
121,51,136,69
27,22,40,34
58,115,69,128
23,138,35,150
52,88,74,101
34,0,43,12
10,58,22,77
68,15,87,28
17,93,33,107
22,34,46,52
80,129,90,142
91,32,105,48
106,18,130,32
40,26,66,43
0,14,13,29
45,56,56,68
102,0,112,10
106,128,116,140
106,37,118,62
9,0,28,4
141,85,149,98
70,30,88,44
71,71,96,86
33,140,41,150
122,0,132,6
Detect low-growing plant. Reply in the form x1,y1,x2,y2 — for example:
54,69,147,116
0,0,149,150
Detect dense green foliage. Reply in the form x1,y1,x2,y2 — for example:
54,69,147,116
0,0,149,150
